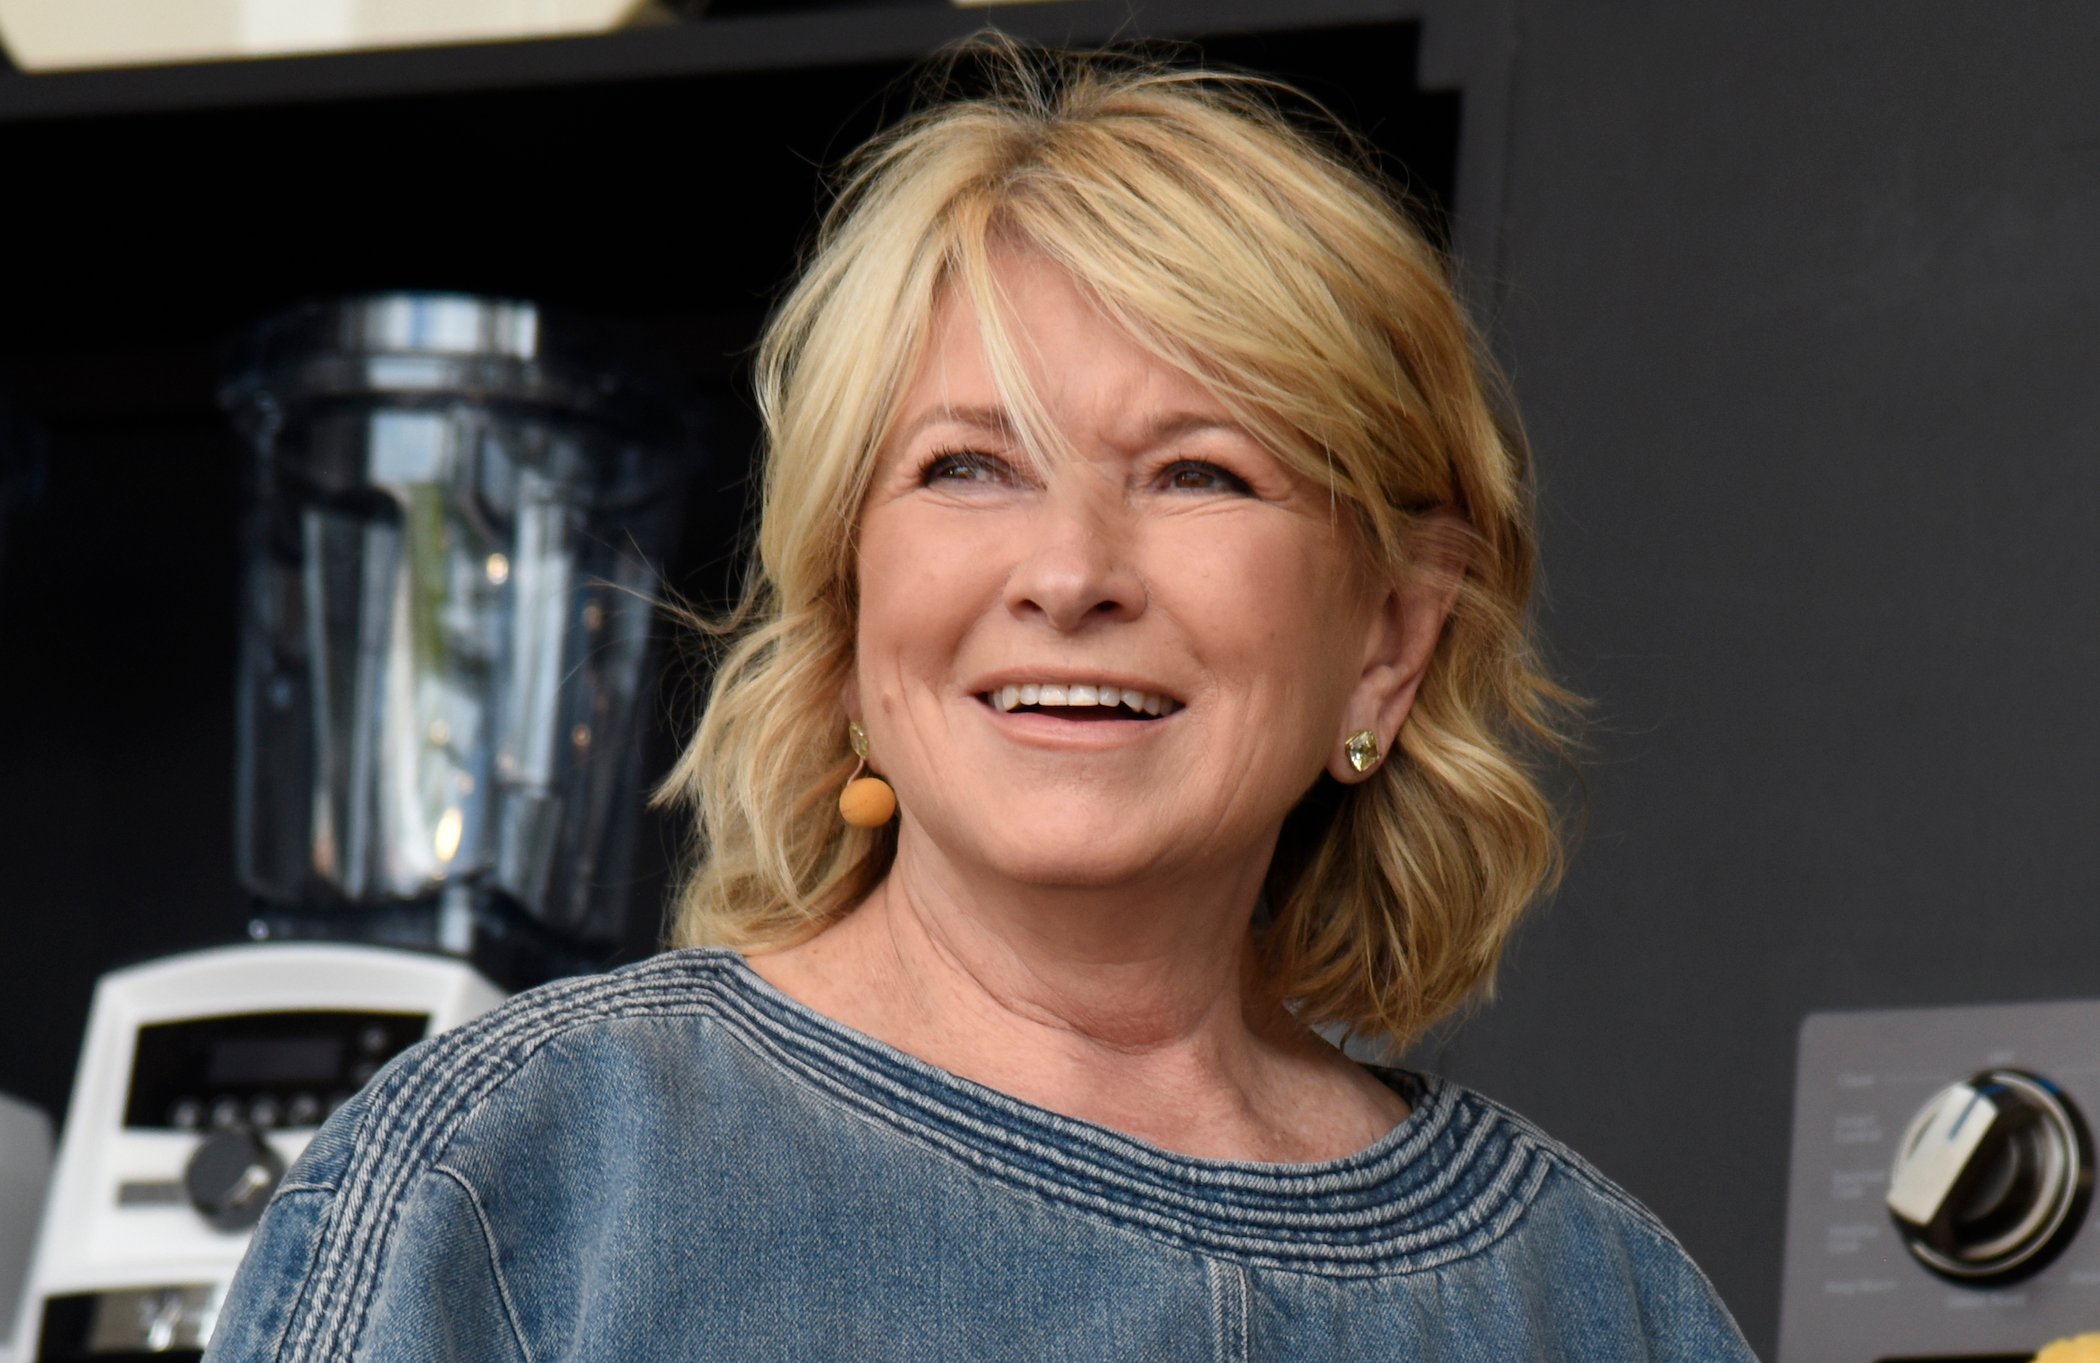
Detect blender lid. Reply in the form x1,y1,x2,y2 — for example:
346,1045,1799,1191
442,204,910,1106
219,293,697,437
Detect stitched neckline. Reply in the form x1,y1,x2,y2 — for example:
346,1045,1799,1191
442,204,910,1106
688,948,1548,1275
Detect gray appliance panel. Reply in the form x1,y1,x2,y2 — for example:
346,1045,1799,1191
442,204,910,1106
1780,1001,2100,1361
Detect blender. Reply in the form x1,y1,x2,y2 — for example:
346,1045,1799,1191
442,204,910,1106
222,292,701,979
16,294,703,1360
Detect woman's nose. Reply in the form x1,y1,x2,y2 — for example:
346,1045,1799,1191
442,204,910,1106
1003,494,1147,632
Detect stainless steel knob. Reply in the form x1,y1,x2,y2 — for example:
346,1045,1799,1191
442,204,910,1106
1886,1068,2092,1283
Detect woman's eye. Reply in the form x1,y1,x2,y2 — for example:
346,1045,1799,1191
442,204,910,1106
922,450,1014,486
1159,460,1253,495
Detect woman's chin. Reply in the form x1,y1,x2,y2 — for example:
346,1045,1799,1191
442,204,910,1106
901,809,1232,895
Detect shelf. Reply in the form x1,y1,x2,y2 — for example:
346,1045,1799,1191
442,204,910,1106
0,0,1425,122
0,0,1459,380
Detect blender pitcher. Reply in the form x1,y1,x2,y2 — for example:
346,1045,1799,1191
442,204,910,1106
221,294,700,982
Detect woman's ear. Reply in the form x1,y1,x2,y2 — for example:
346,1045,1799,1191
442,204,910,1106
1327,510,1468,784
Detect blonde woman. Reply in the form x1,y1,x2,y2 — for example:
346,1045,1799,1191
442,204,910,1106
208,44,1756,1362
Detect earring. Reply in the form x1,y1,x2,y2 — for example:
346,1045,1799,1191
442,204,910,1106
838,720,898,828
1344,729,1381,774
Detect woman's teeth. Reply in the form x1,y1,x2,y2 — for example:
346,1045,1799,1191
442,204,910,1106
988,684,1182,716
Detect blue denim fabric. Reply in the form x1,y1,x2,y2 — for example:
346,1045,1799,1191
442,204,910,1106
203,948,1757,1361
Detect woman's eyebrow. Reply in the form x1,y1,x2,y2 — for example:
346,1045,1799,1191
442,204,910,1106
1143,412,1250,445
895,404,1016,444
890,405,1248,451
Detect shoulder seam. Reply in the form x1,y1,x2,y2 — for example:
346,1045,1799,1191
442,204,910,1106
1512,1147,1757,1354
258,1186,337,1363
280,953,731,1362
430,1163,538,1363
1463,1091,1760,1350
1464,1091,1688,1252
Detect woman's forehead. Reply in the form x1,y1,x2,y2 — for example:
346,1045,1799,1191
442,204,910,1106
890,254,1238,449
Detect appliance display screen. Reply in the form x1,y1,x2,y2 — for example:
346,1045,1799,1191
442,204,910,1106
205,1034,348,1086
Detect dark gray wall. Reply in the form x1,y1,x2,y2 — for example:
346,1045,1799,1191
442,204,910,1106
1431,3,2100,1355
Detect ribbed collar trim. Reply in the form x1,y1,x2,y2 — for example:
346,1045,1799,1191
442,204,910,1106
689,948,1550,1276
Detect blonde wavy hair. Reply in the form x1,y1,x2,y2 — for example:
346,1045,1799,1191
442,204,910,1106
660,40,1572,1051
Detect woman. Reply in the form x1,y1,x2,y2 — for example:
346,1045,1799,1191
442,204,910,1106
208,44,1756,1362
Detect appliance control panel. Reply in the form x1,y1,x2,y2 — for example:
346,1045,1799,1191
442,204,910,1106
125,1008,428,1135
15,943,503,1362
1779,1000,2100,1362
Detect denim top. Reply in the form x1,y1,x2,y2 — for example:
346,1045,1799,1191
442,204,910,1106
205,948,1757,1361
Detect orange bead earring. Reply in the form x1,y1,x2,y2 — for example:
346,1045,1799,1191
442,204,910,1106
838,720,898,828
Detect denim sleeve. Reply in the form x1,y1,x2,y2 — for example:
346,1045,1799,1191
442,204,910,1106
204,1106,529,1362
202,1187,335,1362
1626,1233,1762,1362
344,1168,531,1362
1505,1164,1762,1362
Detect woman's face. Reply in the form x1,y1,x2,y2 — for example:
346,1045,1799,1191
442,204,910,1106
852,251,1425,893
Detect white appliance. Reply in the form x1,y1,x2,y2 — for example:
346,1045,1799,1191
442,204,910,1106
0,1094,54,1363
15,944,502,1361
1779,999,2100,1361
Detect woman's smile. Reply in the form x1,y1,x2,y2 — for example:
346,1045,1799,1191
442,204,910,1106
971,676,1186,752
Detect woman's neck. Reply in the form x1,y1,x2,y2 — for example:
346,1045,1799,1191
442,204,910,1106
746,835,1409,1163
